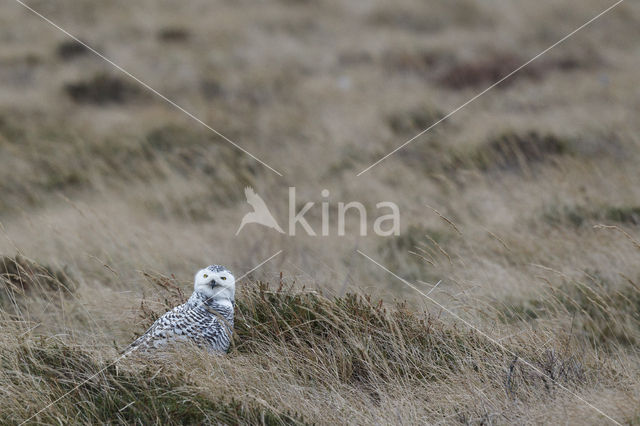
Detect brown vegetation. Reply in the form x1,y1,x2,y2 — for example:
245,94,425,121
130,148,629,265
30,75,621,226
0,0,639,423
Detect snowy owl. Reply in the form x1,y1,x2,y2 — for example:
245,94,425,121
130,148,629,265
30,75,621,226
125,265,235,355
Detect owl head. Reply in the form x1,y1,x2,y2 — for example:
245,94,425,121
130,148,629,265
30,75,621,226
194,265,235,302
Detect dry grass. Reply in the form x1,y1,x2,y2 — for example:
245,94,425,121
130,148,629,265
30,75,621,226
2,278,636,424
1,0,640,424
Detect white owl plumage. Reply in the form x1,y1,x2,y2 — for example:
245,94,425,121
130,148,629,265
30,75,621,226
126,265,235,355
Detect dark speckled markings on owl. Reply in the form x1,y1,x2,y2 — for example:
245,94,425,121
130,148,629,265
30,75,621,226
125,265,236,355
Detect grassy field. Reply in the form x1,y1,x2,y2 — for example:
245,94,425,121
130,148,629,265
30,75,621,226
1,0,639,424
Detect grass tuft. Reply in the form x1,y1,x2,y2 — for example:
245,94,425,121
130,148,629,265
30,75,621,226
0,255,75,307
64,73,149,105
451,130,572,174
499,274,640,348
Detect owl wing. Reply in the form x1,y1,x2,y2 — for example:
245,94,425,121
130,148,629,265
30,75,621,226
125,303,199,355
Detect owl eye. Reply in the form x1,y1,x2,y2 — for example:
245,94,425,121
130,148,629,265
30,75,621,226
203,274,208,278
221,276,227,280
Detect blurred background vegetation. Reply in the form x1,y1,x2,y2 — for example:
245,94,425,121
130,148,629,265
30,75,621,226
0,0,639,423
